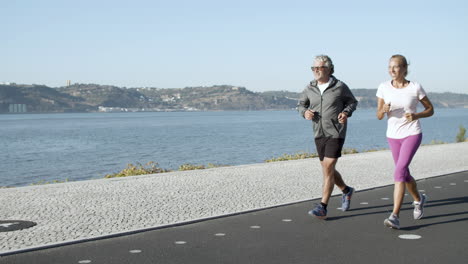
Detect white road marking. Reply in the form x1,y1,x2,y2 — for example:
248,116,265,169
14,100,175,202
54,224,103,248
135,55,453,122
398,234,422,240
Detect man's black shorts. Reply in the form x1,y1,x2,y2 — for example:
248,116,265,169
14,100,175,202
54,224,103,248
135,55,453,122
314,137,345,161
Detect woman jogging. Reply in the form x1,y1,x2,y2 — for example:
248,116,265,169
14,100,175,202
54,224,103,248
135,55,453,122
376,54,434,229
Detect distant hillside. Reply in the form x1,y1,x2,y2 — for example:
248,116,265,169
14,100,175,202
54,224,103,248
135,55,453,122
135,86,297,111
0,84,92,112
57,84,151,108
1,83,467,113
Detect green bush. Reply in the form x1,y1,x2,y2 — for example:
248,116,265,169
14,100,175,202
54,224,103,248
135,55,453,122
105,162,170,178
342,148,359,154
429,140,447,145
456,125,466,142
363,148,383,152
105,161,228,178
30,179,69,185
265,152,318,162
265,148,397,163
206,163,228,169
178,164,206,171
177,163,228,171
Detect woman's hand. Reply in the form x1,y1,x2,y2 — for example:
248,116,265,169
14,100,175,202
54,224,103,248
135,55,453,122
376,97,390,120
405,113,417,122
405,96,435,122
382,103,391,113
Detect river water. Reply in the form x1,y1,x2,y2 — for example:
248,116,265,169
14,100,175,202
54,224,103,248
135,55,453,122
1,108,467,186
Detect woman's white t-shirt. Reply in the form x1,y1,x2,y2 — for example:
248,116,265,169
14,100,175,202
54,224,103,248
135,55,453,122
376,80,427,139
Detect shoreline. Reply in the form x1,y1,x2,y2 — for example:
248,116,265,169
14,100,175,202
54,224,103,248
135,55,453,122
3,141,466,188
2,107,468,115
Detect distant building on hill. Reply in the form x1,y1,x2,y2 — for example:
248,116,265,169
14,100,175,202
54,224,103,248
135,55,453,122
9,104,27,113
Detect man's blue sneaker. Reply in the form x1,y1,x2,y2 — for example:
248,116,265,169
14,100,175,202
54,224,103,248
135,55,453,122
308,204,327,220
341,187,354,211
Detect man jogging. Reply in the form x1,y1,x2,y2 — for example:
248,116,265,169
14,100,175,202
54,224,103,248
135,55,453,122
297,54,358,219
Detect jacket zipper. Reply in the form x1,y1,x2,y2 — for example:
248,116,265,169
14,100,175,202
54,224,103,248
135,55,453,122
318,81,334,137
320,92,323,137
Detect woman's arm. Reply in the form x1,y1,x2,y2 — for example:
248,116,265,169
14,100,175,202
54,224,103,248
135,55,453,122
376,97,390,120
406,96,434,121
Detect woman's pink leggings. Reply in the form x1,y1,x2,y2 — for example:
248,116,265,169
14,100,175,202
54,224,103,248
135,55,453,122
387,134,422,182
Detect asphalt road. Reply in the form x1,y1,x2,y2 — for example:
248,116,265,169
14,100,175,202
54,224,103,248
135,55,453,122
1,171,467,264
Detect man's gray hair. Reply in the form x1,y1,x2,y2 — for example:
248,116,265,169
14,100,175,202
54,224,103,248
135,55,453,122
314,55,334,75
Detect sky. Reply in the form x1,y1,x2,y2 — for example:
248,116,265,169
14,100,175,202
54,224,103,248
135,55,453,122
2,0,468,93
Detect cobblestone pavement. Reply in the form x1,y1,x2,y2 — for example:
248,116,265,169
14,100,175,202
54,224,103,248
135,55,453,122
0,142,467,255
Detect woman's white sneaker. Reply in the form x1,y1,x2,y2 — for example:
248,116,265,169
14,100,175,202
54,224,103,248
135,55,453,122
413,193,427,220
384,214,400,229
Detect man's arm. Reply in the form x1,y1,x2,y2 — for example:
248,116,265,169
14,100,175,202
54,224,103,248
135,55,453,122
297,89,310,118
341,85,358,117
